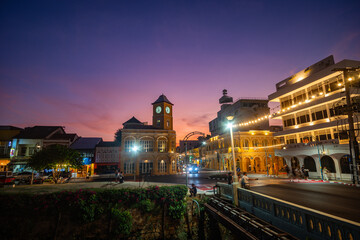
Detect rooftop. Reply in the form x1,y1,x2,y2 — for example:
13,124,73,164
70,137,103,150
152,94,173,105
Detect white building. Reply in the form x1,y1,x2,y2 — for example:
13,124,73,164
268,55,360,180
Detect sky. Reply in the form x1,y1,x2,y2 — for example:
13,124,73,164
1,0,360,143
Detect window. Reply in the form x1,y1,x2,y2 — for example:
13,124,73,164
124,139,135,152
158,139,167,152
252,140,258,149
243,140,249,150
283,117,295,127
28,147,36,156
158,160,166,173
19,146,27,156
140,161,153,174
140,139,153,152
262,140,268,147
124,162,135,174
311,107,328,121
157,120,161,127
296,113,310,124
172,160,176,172
167,121,170,127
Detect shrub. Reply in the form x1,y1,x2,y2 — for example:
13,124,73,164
111,208,133,236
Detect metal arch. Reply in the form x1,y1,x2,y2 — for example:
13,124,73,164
183,131,206,141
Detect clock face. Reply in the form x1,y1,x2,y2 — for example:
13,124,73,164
156,106,162,113
165,106,170,114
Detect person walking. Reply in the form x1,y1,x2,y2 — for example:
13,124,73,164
323,167,329,181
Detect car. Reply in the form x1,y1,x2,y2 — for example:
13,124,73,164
14,171,43,184
187,164,199,174
0,171,15,185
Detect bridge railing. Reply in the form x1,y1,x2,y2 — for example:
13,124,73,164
215,183,360,240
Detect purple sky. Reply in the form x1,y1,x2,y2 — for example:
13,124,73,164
1,0,359,143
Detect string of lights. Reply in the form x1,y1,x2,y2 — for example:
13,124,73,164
237,73,353,127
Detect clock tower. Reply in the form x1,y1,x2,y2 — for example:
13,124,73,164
152,94,173,130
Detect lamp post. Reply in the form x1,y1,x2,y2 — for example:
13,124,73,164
227,116,239,206
132,145,139,182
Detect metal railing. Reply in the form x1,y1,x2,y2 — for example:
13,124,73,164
215,183,360,240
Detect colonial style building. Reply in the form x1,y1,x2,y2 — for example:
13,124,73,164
9,126,78,173
120,94,177,176
209,89,270,136
268,55,360,180
194,91,285,174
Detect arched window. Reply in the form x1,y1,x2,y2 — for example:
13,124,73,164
243,139,249,150
252,140,259,148
158,160,166,173
140,138,154,152
272,140,277,146
304,156,316,172
262,140,268,147
124,139,135,152
321,155,336,172
158,138,167,152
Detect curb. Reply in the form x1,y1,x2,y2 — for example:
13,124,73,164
289,179,360,187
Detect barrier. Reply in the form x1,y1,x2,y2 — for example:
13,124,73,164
215,183,360,240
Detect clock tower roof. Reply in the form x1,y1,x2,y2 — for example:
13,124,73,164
152,94,173,105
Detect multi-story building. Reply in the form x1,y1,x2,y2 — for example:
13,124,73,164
120,94,177,176
268,55,360,180
9,126,78,173
200,91,285,174
209,89,270,136
94,141,121,174
70,137,103,177
199,130,283,174
0,126,23,171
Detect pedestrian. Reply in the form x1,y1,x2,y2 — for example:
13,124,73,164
240,172,250,189
189,183,197,197
248,164,251,172
119,171,124,183
304,168,309,180
115,169,119,182
323,167,329,181
227,172,233,184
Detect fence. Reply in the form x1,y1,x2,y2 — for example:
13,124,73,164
216,182,360,240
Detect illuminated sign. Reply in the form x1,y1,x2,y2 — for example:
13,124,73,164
10,148,15,157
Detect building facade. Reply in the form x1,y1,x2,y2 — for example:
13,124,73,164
9,126,78,173
209,89,270,136
70,137,103,177
268,55,360,180
0,126,23,171
94,141,121,174
120,95,177,176
198,130,284,174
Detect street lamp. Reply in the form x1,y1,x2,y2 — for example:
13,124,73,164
227,116,239,206
131,145,139,181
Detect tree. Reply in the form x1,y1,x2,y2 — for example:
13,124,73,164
114,128,122,144
27,144,82,183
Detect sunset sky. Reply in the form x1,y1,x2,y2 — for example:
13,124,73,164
1,0,359,143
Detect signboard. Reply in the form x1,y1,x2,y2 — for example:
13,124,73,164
237,168,241,172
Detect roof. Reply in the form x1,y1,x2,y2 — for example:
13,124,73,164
50,133,77,141
123,124,159,130
13,126,65,139
152,94,173,105
70,137,103,150
0,126,23,131
96,141,121,147
123,116,142,125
